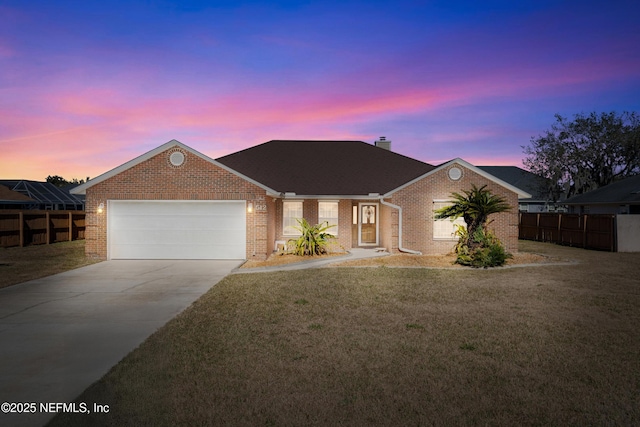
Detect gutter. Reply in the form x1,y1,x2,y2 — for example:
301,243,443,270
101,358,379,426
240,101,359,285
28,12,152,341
379,198,422,255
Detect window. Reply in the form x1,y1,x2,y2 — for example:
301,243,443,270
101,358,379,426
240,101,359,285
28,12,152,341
283,201,303,235
318,201,339,235
433,201,466,239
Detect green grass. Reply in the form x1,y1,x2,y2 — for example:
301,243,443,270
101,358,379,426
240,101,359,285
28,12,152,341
47,242,640,426
405,323,425,330
0,240,100,288
459,342,477,351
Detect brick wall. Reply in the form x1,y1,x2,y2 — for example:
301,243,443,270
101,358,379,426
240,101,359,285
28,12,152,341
272,199,352,252
336,200,353,250
378,203,396,252
266,176,520,256
389,164,520,255
86,148,520,259
85,147,268,259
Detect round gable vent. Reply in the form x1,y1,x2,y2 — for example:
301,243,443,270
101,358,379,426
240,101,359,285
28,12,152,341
168,150,186,167
448,166,462,181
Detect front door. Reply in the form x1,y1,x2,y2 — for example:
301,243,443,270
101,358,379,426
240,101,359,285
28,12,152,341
359,203,378,246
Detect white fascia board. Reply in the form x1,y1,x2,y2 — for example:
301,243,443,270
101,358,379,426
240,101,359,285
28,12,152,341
71,139,277,195
278,194,382,200
382,158,532,199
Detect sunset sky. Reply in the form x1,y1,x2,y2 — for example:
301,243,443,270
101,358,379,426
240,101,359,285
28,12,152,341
1,0,639,181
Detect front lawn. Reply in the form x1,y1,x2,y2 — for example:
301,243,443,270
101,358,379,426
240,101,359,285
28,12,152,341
0,240,100,289
49,242,640,426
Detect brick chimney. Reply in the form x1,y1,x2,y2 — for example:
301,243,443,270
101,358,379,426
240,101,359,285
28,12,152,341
374,136,391,151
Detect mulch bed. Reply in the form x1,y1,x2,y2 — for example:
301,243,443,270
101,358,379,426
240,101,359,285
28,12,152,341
240,250,564,269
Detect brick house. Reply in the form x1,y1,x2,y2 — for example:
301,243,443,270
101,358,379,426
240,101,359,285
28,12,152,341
71,138,530,260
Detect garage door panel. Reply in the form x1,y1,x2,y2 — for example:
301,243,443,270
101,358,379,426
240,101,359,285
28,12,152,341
111,216,243,232
109,201,246,260
112,242,245,260
113,229,244,246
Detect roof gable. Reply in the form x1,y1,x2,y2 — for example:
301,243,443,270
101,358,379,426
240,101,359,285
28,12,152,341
216,140,435,196
383,158,532,198
71,140,276,195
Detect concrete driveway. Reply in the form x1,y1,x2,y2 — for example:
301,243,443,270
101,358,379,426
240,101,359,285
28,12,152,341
0,259,241,427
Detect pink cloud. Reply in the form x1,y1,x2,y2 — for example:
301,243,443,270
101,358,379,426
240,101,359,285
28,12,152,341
3,34,638,181
1,124,141,181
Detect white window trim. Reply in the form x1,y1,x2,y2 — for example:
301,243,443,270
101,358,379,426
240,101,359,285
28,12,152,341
283,201,303,236
318,201,339,236
433,199,466,240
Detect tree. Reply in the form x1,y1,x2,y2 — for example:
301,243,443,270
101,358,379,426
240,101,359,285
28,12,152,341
46,175,69,188
523,111,640,201
434,185,512,267
45,176,86,188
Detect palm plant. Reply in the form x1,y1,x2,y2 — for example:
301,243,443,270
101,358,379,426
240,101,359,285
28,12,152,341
435,184,512,267
435,184,511,249
288,218,336,256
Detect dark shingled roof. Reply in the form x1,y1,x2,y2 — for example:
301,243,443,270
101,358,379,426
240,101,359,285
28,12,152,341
0,184,34,202
564,174,640,205
0,180,84,209
477,166,550,200
216,140,435,195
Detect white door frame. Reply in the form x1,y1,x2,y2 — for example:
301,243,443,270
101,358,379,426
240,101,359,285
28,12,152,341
357,202,379,246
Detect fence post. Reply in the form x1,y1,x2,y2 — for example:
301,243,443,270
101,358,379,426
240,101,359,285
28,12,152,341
19,212,24,247
518,212,521,239
611,215,616,252
69,212,73,242
583,215,588,249
558,213,562,245
46,212,51,244
536,213,540,241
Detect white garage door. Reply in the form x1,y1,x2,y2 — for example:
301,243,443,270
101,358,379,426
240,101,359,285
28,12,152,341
108,201,246,260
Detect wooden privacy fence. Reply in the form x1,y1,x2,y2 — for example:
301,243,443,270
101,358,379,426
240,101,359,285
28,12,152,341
0,211,86,248
519,212,616,251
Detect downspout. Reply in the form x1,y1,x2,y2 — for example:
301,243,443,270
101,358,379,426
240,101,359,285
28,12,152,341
379,198,422,255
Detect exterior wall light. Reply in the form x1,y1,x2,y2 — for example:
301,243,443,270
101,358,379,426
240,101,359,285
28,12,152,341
97,203,104,214
247,202,253,213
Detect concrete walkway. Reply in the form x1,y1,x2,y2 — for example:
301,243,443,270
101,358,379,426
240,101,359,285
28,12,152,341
0,259,241,427
233,248,390,273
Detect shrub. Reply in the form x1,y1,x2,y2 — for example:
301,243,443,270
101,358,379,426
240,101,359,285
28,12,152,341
435,185,513,268
453,225,512,268
287,219,336,256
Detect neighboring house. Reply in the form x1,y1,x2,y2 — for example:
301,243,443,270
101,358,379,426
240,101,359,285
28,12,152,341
63,182,86,207
0,180,85,210
564,174,640,215
0,184,35,209
477,166,562,212
71,139,530,260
